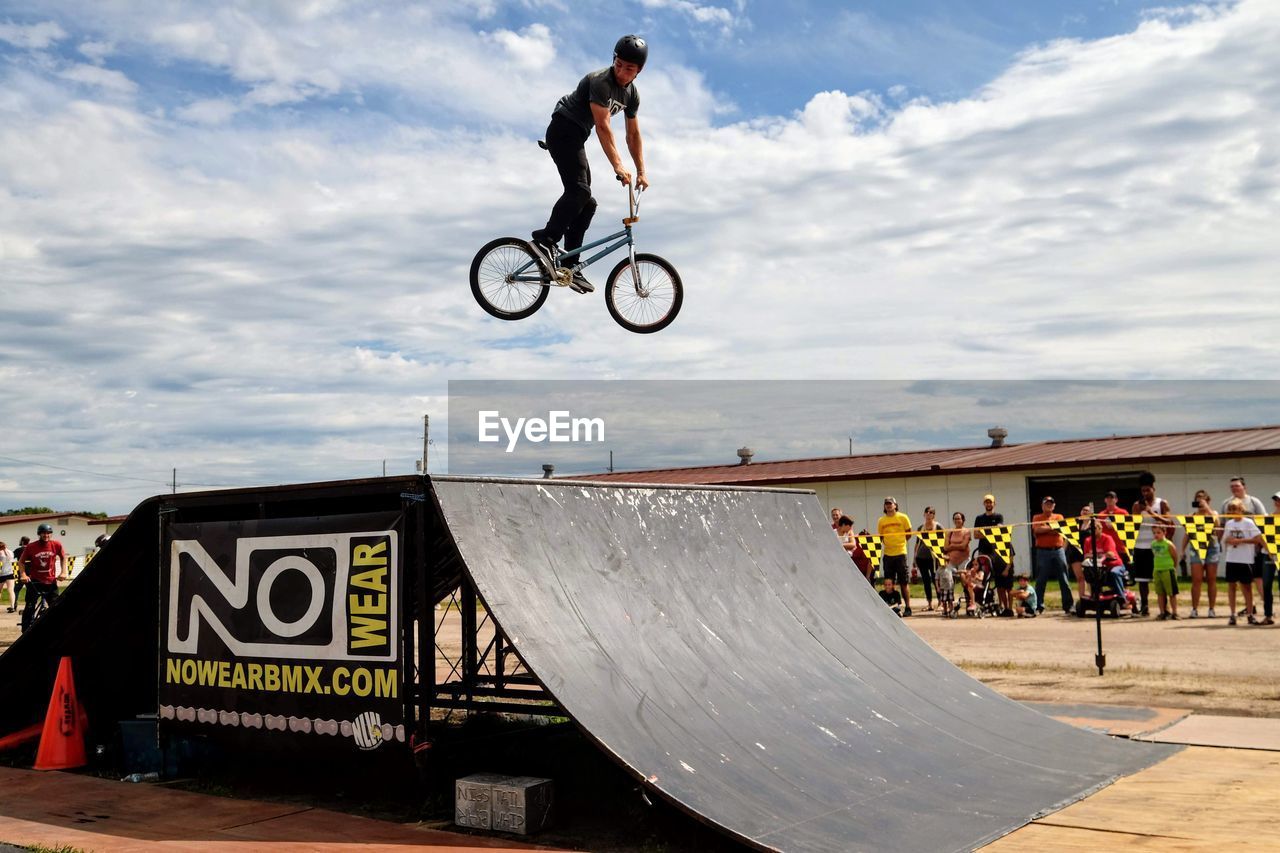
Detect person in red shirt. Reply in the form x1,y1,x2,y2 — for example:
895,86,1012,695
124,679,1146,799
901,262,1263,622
1080,513,1127,599
1096,490,1131,560
18,522,66,632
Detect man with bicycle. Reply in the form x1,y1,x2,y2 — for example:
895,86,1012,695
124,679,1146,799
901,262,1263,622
18,522,65,631
531,35,650,294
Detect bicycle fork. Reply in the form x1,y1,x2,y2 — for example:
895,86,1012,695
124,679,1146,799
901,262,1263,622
626,233,649,298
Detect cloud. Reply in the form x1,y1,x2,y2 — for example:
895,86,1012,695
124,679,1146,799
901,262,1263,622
637,0,741,36
58,62,137,94
485,23,556,71
0,20,66,49
0,0,1277,514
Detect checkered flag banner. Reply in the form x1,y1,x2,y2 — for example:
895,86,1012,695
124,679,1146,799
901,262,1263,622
860,535,884,567
978,525,1013,564
1177,514,1217,561
1254,516,1280,560
1106,514,1142,553
1047,518,1082,551
917,527,949,565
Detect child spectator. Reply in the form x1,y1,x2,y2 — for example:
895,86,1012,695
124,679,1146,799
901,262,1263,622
879,577,903,616
1013,575,1039,617
1222,498,1261,626
1151,524,1180,620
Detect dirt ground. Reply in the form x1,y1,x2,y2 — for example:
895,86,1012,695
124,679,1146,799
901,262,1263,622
905,604,1280,717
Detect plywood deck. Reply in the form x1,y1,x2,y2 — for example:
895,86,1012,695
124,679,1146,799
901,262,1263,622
1136,714,1280,751
0,766,559,852
987,745,1280,849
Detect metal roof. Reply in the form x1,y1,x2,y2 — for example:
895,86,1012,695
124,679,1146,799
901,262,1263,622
571,424,1280,486
0,512,98,525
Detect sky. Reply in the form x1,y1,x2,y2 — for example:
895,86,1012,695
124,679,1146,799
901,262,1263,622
1,0,1277,514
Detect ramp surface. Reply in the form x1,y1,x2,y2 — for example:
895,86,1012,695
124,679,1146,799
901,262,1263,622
432,478,1176,853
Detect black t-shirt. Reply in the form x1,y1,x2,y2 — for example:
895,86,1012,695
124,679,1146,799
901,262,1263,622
554,67,640,131
973,512,1006,556
879,589,903,608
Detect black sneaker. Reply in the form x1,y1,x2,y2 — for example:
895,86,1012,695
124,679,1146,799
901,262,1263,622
902,608,912,617
568,270,594,293
528,232,558,268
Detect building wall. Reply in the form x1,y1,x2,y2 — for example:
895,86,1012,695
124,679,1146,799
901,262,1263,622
0,516,100,564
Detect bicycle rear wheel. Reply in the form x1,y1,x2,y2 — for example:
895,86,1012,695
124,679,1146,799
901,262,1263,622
604,253,683,333
470,237,551,321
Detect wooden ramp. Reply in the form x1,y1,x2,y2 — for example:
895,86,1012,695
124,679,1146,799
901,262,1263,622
0,766,557,852
988,745,1280,849
1135,714,1280,751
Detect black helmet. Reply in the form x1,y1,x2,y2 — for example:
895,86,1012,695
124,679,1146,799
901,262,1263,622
37,523,53,534
614,35,647,69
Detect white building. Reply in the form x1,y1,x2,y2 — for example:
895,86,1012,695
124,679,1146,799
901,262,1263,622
578,424,1280,562
0,512,104,573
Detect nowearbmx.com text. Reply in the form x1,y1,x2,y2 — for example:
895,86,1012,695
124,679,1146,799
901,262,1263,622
478,410,605,453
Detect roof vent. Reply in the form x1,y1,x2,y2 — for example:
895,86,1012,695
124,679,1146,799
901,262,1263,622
736,446,754,465
987,427,1008,448
541,464,555,479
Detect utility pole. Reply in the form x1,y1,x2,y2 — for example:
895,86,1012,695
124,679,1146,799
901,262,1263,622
609,450,614,472
423,415,430,473
172,468,177,494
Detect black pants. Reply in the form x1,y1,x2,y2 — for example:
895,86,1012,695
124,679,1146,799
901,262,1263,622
535,115,597,253
20,581,58,632
915,560,936,604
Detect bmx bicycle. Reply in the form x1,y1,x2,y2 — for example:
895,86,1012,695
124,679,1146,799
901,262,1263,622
469,181,683,334
19,579,58,633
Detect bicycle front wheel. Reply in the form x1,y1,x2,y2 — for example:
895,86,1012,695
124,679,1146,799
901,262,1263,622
470,237,551,321
605,253,683,333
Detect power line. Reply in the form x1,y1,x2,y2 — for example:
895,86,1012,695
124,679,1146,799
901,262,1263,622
0,454,171,485
0,455,245,489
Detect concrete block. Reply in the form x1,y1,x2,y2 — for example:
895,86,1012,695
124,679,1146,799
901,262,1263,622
454,772,509,830
491,776,554,835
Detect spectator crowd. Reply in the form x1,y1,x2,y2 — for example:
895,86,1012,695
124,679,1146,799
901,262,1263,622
833,475,1280,626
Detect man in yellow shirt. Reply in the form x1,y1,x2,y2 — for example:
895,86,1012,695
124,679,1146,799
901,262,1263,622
877,497,915,616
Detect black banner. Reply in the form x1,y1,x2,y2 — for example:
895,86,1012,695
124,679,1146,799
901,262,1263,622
159,512,404,753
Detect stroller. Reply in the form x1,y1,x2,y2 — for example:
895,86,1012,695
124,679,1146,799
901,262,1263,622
1075,557,1138,618
961,554,1002,618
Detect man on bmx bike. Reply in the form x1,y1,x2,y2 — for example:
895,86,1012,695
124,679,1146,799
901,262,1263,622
19,522,66,632
530,34,649,294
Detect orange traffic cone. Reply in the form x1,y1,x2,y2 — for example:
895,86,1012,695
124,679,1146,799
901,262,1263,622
34,656,88,770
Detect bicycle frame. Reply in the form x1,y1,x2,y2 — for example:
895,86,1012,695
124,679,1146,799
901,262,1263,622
511,185,644,288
